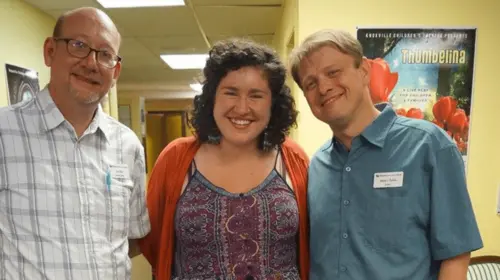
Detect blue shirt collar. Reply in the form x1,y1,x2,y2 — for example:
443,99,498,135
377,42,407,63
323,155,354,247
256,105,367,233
331,103,397,150
360,103,397,148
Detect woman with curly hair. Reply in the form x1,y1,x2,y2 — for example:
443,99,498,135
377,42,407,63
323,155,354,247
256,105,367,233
136,38,310,280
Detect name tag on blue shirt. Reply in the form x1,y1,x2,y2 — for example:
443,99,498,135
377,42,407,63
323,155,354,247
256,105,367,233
373,171,404,188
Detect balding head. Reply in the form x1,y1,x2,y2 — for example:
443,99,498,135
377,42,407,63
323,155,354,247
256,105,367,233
44,6,123,110
53,7,121,50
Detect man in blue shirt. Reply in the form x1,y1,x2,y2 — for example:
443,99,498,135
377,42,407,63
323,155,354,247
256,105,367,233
288,29,483,279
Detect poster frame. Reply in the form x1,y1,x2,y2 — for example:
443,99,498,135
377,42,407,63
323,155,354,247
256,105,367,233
4,63,40,106
355,26,478,175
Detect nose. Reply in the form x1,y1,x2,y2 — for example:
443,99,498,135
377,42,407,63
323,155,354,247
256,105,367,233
81,50,99,69
234,96,250,114
318,76,333,96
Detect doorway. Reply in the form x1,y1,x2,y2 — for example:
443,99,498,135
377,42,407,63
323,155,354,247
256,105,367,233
145,111,187,174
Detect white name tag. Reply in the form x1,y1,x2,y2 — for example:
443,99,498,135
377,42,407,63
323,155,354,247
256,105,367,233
373,172,404,188
109,164,130,180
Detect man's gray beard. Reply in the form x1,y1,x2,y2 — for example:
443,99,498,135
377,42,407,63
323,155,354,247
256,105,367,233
70,86,103,105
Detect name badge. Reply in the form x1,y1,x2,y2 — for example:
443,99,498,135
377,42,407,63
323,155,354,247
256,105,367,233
373,172,404,188
109,164,130,180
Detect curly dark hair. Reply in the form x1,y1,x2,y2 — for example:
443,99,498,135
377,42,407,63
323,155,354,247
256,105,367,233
189,38,298,151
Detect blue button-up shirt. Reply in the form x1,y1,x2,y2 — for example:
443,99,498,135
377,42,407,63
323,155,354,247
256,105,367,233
308,103,483,280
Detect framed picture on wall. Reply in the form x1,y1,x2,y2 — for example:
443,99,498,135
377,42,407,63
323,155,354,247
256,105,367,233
4,63,40,106
356,27,477,173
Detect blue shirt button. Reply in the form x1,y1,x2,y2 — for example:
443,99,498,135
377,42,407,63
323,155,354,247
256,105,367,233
345,166,351,172
343,200,350,205
340,266,347,272
342,233,349,239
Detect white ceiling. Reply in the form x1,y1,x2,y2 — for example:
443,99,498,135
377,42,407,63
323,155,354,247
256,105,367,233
23,0,284,96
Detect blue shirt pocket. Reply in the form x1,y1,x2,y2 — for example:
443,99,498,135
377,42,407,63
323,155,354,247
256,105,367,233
358,188,411,252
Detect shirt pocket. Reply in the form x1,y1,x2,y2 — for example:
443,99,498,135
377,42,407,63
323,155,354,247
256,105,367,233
358,189,410,252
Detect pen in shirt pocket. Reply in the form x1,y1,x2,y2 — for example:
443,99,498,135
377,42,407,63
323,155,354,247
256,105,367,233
105,168,111,192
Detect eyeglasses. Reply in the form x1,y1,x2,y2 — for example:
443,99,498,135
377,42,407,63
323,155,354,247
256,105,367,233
53,38,122,69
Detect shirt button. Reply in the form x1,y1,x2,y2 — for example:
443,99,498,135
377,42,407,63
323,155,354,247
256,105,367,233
343,200,350,206
345,166,351,172
340,266,347,272
342,233,349,239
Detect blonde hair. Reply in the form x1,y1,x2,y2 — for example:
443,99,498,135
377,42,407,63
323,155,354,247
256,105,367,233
289,29,363,88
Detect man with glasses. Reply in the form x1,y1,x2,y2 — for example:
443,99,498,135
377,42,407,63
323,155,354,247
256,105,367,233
0,7,150,280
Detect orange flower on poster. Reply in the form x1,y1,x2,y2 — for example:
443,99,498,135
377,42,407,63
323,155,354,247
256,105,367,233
368,58,399,104
395,107,424,119
432,96,469,153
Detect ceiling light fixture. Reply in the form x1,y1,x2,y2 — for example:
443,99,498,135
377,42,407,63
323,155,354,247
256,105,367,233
160,54,208,69
189,83,203,92
97,0,185,8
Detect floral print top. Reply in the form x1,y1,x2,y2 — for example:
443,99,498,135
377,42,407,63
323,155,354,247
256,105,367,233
173,156,300,280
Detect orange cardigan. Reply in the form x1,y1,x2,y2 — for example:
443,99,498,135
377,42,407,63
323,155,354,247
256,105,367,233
138,136,310,280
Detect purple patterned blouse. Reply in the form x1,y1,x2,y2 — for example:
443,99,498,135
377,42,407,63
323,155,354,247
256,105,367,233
173,161,300,280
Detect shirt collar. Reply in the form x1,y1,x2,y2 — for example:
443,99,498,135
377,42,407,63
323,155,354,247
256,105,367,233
330,103,397,150
36,86,65,131
37,86,110,141
87,104,111,142
360,102,397,148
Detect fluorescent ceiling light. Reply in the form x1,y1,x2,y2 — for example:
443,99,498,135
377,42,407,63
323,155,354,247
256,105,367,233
190,83,202,92
97,0,185,8
161,54,208,70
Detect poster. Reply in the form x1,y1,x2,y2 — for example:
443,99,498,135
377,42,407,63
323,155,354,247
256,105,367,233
357,27,476,171
5,63,40,105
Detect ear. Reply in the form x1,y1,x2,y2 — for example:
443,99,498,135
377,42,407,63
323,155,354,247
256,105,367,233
359,57,371,86
43,37,56,67
111,61,122,88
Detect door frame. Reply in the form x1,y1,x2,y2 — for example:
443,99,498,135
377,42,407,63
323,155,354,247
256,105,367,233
143,110,188,172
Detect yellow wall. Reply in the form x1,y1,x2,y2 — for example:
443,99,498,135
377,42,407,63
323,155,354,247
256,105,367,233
272,0,299,140
100,86,119,119
272,0,297,59
108,85,119,119
276,0,500,256
0,0,55,106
